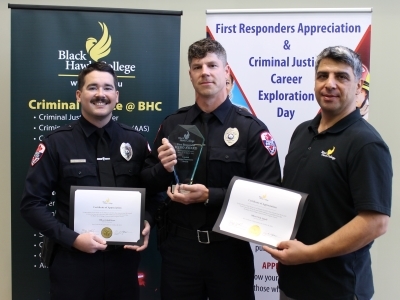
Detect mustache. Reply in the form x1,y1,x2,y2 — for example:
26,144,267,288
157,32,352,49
90,96,111,104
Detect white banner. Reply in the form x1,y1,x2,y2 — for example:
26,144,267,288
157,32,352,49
206,8,372,299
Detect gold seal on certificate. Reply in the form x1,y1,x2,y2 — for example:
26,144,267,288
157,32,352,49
101,227,113,238
248,225,261,237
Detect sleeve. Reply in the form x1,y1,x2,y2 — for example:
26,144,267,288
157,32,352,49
246,120,282,187
349,141,392,216
20,139,79,248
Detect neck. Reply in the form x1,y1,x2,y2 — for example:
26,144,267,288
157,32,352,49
318,108,354,133
82,113,112,128
195,94,227,113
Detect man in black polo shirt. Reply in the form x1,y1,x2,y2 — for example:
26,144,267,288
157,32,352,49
264,46,392,300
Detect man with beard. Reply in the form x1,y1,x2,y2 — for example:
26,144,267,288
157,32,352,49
21,61,155,300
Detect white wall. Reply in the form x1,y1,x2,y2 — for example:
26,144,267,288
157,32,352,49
2,0,399,299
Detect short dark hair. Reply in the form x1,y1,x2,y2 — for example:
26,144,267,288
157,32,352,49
188,38,227,66
77,61,118,90
315,46,363,80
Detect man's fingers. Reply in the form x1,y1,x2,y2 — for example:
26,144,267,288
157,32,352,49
92,235,106,245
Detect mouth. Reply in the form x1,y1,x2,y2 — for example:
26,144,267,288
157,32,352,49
321,94,338,100
90,97,110,106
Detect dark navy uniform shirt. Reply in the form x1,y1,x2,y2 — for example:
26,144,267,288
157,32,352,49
141,99,281,230
21,116,155,249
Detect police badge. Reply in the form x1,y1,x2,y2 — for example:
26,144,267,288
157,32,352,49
120,143,133,161
224,127,239,146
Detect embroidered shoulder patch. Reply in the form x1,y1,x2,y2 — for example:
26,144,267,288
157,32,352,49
260,131,277,156
31,143,46,166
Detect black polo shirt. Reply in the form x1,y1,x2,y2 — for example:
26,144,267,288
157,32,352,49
279,109,392,300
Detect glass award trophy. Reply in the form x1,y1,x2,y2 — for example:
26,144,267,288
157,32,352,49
168,125,204,192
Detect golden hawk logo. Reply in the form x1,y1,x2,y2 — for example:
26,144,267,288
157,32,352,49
86,22,112,61
259,194,267,200
102,198,113,204
321,146,336,160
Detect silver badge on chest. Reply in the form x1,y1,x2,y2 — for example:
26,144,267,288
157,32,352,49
120,143,133,161
224,127,239,146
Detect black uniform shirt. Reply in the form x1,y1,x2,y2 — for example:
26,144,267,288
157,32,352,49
21,116,154,248
141,99,281,230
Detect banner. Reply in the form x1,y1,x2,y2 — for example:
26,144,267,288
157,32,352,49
10,5,181,299
206,8,372,299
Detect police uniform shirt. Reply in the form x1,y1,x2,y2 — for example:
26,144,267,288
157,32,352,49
142,98,281,230
21,116,154,249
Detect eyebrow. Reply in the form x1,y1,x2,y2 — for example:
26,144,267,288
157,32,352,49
87,83,115,88
316,71,350,77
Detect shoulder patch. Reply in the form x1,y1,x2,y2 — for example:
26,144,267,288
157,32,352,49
31,143,46,166
260,131,277,156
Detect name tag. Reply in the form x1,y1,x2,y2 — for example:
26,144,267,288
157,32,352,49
70,159,86,164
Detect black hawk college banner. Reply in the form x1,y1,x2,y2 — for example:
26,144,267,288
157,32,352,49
10,4,181,300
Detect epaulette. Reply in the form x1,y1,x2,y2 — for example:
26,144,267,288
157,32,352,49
234,105,264,126
117,122,137,132
46,122,76,138
117,122,147,138
163,105,191,121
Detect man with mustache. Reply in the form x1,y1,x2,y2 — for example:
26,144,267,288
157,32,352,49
141,38,281,300
21,61,156,300
264,46,392,300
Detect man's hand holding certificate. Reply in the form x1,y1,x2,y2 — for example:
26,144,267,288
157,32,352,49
213,177,308,248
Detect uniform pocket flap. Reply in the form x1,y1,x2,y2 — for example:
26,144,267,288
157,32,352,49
209,147,246,163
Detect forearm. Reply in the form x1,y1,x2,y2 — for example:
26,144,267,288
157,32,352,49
310,211,389,262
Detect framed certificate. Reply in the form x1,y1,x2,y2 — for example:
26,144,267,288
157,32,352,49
69,186,145,246
213,176,308,248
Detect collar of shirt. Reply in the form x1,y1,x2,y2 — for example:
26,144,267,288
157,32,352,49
78,115,115,140
188,97,232,124
309,108,362,135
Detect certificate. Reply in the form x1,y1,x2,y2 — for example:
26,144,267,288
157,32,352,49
69,186,145,246
213,176,308,248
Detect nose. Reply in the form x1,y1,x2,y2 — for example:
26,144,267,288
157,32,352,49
325,74,337,89
96,88,105,97
201,65,210,76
